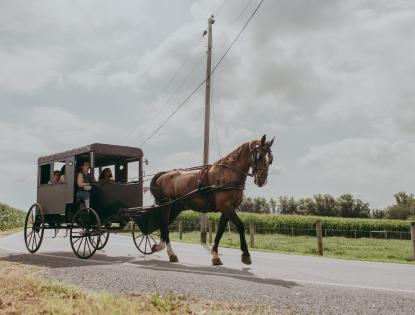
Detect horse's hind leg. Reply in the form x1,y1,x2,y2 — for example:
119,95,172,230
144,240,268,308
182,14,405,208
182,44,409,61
229,211,251,265
158,206,178,263
211,214,229,265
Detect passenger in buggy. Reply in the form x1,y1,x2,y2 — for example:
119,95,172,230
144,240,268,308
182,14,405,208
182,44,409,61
98,167,114,183
76,161,93,207
48,170,61,185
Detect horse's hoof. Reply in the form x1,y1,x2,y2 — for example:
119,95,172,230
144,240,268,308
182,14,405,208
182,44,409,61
212,257,223,266
169,255,178,263
242,255,252,265
151,244,158,253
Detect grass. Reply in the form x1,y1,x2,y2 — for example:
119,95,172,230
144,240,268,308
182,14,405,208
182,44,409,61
169,231,415,265
0,260,276,314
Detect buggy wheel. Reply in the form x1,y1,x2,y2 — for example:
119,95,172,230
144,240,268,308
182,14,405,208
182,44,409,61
70,208,101,259
132,223,160,255
97,232,110,250
24,203,45,253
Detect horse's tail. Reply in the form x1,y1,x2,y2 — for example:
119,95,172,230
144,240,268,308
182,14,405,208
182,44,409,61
150,171,170,205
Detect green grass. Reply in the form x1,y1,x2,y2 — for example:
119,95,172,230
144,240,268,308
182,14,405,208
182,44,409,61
169,231,415,264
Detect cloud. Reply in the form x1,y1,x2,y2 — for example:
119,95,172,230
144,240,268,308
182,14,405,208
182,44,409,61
0,0,414,210
299,137,415,207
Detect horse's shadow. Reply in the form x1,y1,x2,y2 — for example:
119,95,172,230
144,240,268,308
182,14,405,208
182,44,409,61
128,258,297,288
0,251,298,289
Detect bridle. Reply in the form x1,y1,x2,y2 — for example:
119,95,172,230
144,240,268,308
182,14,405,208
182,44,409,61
248,142,273,182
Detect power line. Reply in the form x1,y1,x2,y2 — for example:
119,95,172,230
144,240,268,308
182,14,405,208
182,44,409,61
216,0,255,46
139,80,205,147
211,0,264,74
214,0,227,19
150,53,205,122
139,0,265,147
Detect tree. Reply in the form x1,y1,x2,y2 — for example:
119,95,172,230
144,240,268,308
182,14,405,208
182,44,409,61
352,198,370,218
336,194,370,218
314,194,339,217
277,196,297,214
372,209,386,219
238,197,254,213
383,192,415,220
238,196,271,213
269,198,277,214
253,197,271,214
297,198,316,215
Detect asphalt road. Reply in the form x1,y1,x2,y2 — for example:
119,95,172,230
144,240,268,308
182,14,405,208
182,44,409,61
1,231,415,314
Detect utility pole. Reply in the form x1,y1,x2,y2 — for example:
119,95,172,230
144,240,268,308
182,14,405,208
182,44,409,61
201,15,215,244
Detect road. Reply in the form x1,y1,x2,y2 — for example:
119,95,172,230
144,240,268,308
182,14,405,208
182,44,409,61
1,231,415,314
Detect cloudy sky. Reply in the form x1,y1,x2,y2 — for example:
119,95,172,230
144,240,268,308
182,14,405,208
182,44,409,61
1,0,414,210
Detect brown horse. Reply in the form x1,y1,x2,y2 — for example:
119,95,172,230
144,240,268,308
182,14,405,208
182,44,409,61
149,135,275,265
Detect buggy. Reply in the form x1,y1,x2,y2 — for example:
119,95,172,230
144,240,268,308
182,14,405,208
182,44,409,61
24,143,161,259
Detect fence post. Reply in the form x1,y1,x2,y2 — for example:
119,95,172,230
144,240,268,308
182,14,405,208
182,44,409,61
208,219,213,244
249,223,255,248
410,222,415,260
354,229,357,238
316,220,323,256
179,220,183,240
384,230,387,240
214,223,218,235
291,227,294,237
370,231,372,238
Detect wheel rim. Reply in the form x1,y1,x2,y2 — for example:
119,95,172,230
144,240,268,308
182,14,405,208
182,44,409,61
70,208,101,259
132,223,160,255
96,232,109,250
24,204,44,253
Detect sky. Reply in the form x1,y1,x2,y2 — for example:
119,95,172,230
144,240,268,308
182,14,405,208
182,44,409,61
0,0,414,210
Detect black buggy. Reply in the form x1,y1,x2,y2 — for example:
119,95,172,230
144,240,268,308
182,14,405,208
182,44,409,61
24,143,162,259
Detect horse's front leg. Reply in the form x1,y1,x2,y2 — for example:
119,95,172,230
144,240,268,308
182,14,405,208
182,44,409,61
158,207,178,263
211,214,229,265
229,211,251,265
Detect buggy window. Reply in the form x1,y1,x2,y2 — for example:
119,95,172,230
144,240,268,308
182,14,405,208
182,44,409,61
54,161,65,173
39,164,51,185
128,161,139,182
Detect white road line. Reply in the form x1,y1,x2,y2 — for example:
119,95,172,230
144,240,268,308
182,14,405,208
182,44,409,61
1,245,414,294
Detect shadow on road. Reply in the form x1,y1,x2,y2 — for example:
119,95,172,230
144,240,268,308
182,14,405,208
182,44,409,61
1,251,298,288
0,251,136,268
130,259,298,288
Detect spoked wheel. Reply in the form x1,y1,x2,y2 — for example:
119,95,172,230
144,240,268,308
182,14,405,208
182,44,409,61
97,232,109,250
70,208,101,259
132,223,160,255
24,203,45,253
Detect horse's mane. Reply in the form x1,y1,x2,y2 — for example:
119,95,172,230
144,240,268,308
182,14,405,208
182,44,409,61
212,141,253,165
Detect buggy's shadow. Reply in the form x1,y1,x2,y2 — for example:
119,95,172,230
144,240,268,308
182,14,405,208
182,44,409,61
1,251,298,288
0,251,138,268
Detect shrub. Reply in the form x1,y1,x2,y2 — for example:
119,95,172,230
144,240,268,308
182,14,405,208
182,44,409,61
0,203,26,231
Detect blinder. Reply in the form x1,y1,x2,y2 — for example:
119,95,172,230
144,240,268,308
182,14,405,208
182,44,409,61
248,142,273,178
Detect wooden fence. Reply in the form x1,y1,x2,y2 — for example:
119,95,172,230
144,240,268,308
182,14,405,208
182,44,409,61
174,219,415,260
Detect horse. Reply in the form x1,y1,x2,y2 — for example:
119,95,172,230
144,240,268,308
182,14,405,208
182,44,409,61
149,135,275,265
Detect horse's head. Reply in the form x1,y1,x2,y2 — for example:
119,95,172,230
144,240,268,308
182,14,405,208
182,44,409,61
249,135,275,187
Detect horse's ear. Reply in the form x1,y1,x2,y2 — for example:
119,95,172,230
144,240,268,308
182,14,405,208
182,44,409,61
260,135,266,145
269,136,275,146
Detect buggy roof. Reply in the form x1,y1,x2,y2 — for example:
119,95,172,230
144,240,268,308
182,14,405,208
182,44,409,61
38,143,143,164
